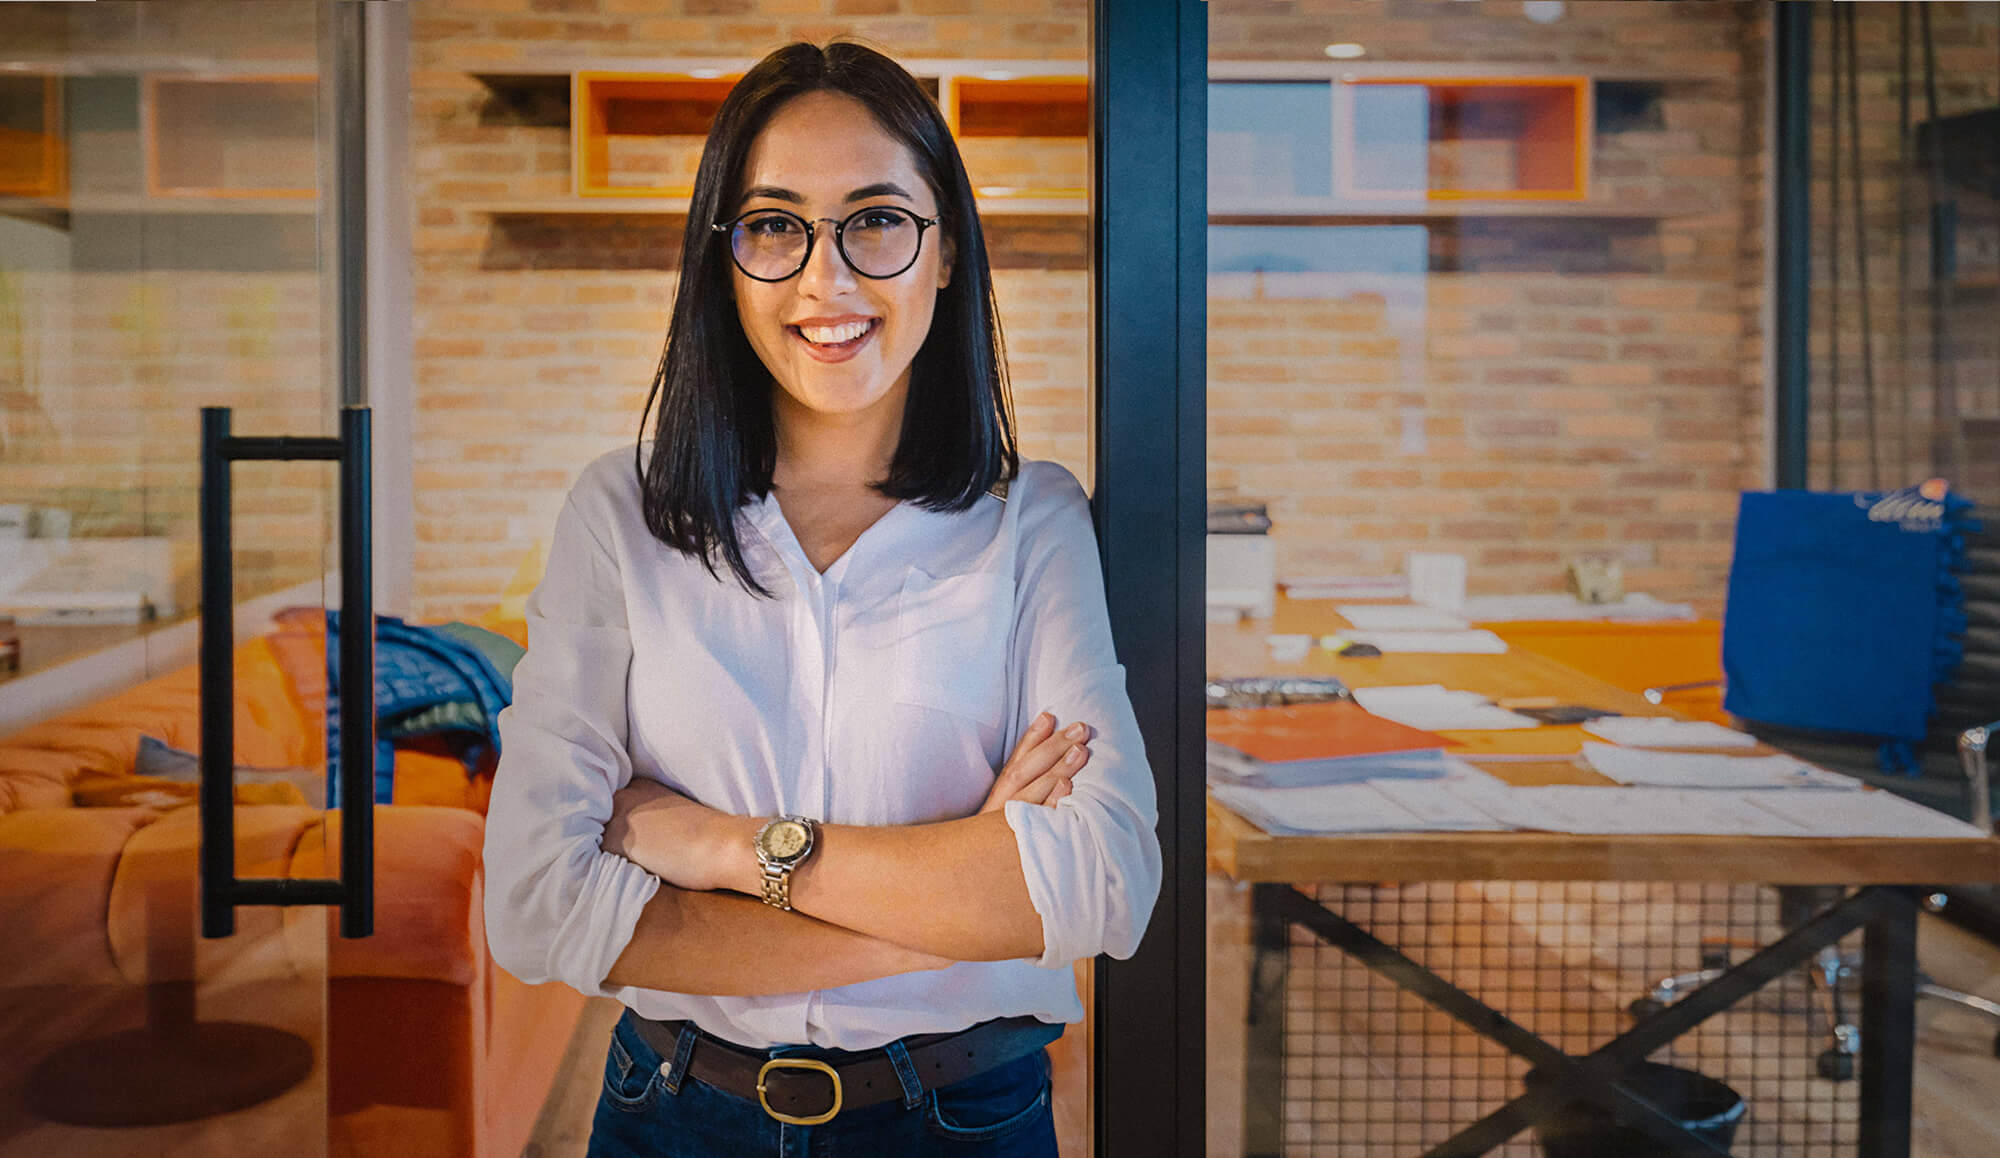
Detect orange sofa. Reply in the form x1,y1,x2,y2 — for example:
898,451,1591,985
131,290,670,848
0,616,584,1157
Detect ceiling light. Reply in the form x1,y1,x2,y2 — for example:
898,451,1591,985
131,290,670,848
689,68,724,79
1324,43,1366,60
1522,1,1565,23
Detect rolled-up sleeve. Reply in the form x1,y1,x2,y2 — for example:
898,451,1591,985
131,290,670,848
482,491,659,994
1001,466,1163,968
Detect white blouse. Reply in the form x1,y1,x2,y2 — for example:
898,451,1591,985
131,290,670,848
482,449,1162,1050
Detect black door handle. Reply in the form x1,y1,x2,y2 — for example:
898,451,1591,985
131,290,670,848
198,406,374,939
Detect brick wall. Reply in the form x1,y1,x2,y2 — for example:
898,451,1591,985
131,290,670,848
1209,0,1764,614
409,0,1091,620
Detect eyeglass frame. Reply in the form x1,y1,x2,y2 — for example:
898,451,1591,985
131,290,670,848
709,205,945,283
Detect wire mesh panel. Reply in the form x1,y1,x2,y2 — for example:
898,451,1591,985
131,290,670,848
1276,882,1862,1157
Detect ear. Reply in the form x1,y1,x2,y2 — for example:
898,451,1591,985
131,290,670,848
936,231,956,290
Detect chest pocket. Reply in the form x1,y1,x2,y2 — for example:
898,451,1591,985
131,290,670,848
892,568,1015,731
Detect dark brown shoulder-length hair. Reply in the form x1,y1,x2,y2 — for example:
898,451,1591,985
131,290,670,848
635,41,1019,596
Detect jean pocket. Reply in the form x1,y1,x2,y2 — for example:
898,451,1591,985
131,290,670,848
600,1029,661,1114
924,1051,1052,1144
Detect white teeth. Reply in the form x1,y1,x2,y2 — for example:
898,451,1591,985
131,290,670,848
798,320,871,345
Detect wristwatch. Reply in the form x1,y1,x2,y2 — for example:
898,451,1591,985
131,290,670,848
753,815,817,911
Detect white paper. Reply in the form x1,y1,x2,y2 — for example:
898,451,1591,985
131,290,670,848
1286,575,1409,600
1337,605,1470,631
1581,742,1861,790
1211,782,1442,835
1582,717,1759,749
1742,791,1989,838
1344,629,1510,655
1352,684,1540,731
1457,592,1697,623
1503,786,1817,835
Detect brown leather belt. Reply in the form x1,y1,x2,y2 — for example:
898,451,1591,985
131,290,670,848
626,1013,1057,1126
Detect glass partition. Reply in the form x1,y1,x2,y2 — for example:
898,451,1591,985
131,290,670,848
1,1,343,1154
1205,4,2000,1158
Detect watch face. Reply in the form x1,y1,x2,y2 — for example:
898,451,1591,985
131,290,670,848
762,819,809,861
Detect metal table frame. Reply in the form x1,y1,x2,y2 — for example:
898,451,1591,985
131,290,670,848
1244,882,1920,1158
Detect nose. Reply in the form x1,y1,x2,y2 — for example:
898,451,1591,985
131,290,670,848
795,219,857,299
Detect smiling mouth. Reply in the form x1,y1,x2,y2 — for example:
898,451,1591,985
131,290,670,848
790,318,879,351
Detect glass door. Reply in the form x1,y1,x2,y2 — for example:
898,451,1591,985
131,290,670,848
0,2,367,1153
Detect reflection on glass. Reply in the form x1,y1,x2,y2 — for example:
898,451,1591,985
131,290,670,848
1,3,333,1155
1209,81,1333,201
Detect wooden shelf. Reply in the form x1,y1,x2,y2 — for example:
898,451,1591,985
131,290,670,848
144,74,316,199
1338,76,1590,201
471,64,1091,214
472,195,1086,217
573,71,737,199
0,75,65,199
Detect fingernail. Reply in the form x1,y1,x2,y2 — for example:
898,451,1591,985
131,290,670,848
1065,745,1085,764
1038,712,1055,728
1065,722,1086,739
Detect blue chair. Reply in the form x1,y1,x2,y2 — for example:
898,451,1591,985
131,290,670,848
1636,488,2000,1076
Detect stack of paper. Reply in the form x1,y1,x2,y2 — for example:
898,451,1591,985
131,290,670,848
1211,759,1515,834
1581,742,1861,790
1206,700,1453,788
1457,592,1698,623
1582,717,1758,749
1340,629,1509,655
1285,576,1409,600
1351,685,1540,731
1336,605,1470,631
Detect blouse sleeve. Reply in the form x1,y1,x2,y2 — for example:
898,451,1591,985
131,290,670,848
482,489,660,995
1000,465,1164,968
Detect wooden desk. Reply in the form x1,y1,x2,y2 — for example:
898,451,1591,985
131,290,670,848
1210,598,2000,1158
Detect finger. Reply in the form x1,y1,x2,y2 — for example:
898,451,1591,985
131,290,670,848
1049,778,1074,804
1002,726,1075,789
1007,712,1057,764
1020,744,1089,800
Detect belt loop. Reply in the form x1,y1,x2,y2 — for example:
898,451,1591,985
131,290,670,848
661,1022,701,1095
882,1039,925,1110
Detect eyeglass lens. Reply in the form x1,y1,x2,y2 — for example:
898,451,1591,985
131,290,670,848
729,207,925,281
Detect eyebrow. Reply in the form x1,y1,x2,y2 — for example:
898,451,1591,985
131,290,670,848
738,182,917,206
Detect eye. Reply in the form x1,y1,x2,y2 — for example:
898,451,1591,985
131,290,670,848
851,208,908,231
740,213,801,237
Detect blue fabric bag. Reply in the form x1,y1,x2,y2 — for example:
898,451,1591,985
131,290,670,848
325,612,517,806
1722,487,1975,772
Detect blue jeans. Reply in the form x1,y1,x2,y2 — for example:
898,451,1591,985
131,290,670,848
587,1011,1061,1158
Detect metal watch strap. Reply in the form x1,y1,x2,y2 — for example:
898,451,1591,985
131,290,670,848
760,861,795,911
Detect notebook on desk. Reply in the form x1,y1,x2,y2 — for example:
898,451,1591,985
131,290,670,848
1207,701,1454,787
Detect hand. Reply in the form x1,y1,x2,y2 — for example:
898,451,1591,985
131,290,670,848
980,712,1092,814
603,777,747,892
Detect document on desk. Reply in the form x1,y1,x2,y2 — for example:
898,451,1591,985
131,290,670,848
1342,629,1510,654
1582,717,1758,748
1212,760,1519,834
1581,742,1862,790
1742,790,1990,838
1502,786,1809,835
1336,605,1470,631
1456,592,1698,623
1352,684,1541,731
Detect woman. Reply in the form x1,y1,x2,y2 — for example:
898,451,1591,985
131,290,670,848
482,42,1160,1157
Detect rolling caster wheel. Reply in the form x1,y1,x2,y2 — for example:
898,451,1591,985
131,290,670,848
1817,1049,1855,1081
1628,997,1666,1020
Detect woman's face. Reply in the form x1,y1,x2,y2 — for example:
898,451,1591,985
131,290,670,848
728,90,953,430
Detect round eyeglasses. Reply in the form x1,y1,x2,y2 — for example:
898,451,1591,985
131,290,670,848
711,205,944,283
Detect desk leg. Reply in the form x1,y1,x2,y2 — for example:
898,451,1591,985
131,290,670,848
1859,889,1917,1158
1244,883,1290,1158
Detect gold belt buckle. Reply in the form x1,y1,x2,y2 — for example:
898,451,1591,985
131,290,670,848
757,1057,842,1126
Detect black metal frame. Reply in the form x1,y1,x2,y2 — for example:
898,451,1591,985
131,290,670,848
1244,883,1922,1158
1090,0,1206,1154
1774,1,1813,490
199,407,375,940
